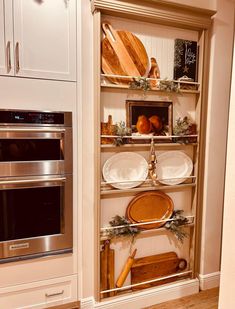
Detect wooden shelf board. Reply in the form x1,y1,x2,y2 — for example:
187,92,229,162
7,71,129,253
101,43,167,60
100,270,193,294
101,183,196,197
100,223,194,241
101,83,200,94
101,143,198,151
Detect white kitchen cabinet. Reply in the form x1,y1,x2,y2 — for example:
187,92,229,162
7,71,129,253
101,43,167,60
0,275,78,309
0,0,13,75
0,0,76,81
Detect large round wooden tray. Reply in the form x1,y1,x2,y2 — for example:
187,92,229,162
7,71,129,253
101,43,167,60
101,22,149,85
126,191,174,230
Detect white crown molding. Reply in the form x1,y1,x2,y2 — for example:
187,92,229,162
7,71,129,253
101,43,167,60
91,0,216,30
199,272,220,290
92,279,199,309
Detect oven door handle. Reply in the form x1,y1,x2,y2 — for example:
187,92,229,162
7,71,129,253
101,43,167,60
0,128,65,133
0,177,66,186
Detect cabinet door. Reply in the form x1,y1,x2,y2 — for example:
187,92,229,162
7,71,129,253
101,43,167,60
4,0,15,76
13,0,76,81
0,0,6,74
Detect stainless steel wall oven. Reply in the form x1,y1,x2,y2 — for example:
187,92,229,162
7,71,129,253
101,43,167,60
0,109,73,262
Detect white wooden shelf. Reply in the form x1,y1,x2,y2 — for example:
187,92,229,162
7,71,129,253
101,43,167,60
100,270,193,294
100,223,195,241
101,142,198,151
101,83,200,94
101,134,198,140
101,74,200,94
101,183,196,196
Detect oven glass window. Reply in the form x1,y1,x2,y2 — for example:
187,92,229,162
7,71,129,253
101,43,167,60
0,139,62,161
0,186,62,241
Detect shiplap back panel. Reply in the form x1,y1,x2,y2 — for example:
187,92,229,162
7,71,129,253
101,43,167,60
102,15,199,79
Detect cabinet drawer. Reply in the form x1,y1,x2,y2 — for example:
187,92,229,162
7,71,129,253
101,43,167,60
0,275,77,309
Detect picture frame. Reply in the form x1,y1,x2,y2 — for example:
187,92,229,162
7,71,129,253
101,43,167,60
126,100,173,143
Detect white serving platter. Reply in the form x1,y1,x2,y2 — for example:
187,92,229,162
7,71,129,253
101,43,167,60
102,152,148,189
156,151,193,185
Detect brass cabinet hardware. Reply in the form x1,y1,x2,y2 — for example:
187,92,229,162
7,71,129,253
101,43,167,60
15,42,20,73
6,41,12,73
45,290,64,297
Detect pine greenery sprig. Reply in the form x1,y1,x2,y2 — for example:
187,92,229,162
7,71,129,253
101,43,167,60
103,215,140,241
173,117,194,135
158,79,180,92
129,77,151,92
164,210,189,243
101,212,190,244
114,121,131,146
173,117,197,144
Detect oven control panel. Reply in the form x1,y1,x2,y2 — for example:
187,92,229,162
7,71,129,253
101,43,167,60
0,110,66,125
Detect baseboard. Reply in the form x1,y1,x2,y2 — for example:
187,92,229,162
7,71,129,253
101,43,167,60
80,297,95,309
199,272,220,290
89,279,199,309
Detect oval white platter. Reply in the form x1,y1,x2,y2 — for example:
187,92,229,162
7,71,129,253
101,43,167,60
156,151,193,185
102,152,149,190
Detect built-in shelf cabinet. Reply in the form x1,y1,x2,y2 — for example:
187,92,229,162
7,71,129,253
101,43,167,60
92,0,215,303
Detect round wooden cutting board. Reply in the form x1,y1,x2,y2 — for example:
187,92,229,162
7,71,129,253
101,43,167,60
126,191,174,229
101,22,149,84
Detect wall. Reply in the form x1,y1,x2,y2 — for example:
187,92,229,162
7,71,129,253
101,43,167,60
218,32,235,309
200,0,235,282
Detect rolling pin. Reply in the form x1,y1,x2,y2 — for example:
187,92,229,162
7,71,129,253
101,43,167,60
116,249,137,288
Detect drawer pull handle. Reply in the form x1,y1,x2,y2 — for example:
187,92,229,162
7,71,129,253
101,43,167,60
15,42,20,73
6,41,12,73
45,290,64,297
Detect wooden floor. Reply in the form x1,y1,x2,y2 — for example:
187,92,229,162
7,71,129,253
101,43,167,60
145,288,219,309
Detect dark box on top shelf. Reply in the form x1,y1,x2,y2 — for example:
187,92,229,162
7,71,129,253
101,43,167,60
173,39,198,82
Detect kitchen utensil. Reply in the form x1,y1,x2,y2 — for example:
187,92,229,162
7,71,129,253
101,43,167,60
156,151,193,185
126,191,174,229
108,247,115,297
102,152,148,190
131,252,187,290
116,249,137,288
101,115,116,144
148,57,160,88
101,22,149,84
100,240,115,298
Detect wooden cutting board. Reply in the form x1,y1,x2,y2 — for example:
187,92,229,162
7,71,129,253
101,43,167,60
100,241,115,298
126,191,174,230
101,22,149,84
131,252,187,290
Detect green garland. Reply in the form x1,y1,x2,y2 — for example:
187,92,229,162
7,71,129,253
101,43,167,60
164,210,189,243
129,77,180,93
114,121,131,146
129,77,151,92
102,211,189,243
103,215,140,242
